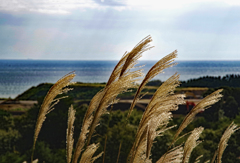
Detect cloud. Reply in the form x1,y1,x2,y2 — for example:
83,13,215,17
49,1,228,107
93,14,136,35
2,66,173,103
1,0,240,15
0,0,128,14
0,0,240,60
0,0,99,14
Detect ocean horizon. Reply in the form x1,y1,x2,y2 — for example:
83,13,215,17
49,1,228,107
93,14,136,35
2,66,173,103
1,59,240,98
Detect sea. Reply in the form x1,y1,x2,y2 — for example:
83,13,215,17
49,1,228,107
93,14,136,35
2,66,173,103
1,60,240,98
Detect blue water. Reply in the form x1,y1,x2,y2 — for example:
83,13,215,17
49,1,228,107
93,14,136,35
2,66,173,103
0,60,240,98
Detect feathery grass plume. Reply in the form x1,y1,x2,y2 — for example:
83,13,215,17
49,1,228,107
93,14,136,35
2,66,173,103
82,35,152,143
73,36,152,163
211,122,240,163
119,35,153,77
66,105,76,163
140,73,184,123
128,74,185,163
132,124,150,163
31,72,75,162
182,127,204,163
132,113,175,163
79,143,103,163
87,36,152,144
157,145,183,163
127,50,178,118
194,155,203,163
107,35,153,87
146,113,175,159
132,113,174,163
86,71,142,145
171,89,223,146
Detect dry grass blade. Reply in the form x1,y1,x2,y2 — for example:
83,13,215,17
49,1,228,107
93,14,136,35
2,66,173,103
72,112,94,163
79,143,103,163
86,71,142,145
141,73,184,122
129,74,185,163
106,52,128,87
66,105,76,163
171,89,223,146
146,113,174,159
157,145,183,163
127,50,178,118
31,72,75,162
182,127,204,163
132,114,173,163
107,35,152,87
132,124,149,163
133,74,184,151
120,35,153,77
211,122,240,163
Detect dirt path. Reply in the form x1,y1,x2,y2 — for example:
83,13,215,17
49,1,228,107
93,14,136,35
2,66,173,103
0,100,37,112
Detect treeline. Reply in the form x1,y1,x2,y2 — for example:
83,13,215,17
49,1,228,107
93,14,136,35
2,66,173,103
143,74,240,88
180,74,240,88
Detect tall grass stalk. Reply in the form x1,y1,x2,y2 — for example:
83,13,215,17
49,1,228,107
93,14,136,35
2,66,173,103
182,127,204,163
66,105,76,163
31,72,75,163
211,122,240,163
170,89,223,147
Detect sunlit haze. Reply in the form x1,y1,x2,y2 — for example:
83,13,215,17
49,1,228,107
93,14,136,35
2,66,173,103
0,0,240,60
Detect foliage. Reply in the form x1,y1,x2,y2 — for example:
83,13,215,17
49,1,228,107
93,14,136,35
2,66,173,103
181,74,240,88
146,80,162,86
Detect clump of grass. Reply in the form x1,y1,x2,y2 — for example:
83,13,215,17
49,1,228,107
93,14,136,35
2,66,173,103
31,36,239,163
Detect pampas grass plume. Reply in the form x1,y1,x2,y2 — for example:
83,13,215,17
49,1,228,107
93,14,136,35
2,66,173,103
172,89,223,146
32,72,75,162
182,127,204,163
211,122,240,163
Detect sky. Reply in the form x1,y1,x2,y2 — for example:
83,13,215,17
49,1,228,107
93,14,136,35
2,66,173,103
0,0,240,60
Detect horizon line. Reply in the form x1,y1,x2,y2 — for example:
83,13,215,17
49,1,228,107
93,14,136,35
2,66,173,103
1,59,240,61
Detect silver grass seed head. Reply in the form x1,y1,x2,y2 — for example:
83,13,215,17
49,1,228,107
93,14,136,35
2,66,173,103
216,122,240,163
183,127,204,163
